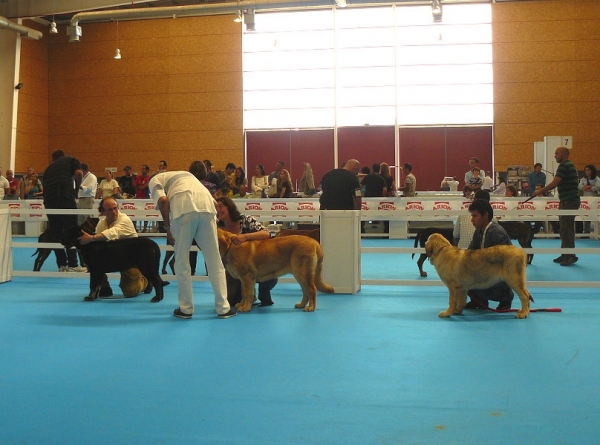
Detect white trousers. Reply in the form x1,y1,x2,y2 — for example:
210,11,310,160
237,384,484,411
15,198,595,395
171,211,229,315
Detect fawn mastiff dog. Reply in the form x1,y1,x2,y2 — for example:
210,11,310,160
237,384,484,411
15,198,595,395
425,233,533,319
414,221,535,277
61,225,168,303
217,228,334,312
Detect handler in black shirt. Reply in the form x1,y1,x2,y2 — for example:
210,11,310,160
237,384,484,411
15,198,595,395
319,159,361,210
43,149,86,272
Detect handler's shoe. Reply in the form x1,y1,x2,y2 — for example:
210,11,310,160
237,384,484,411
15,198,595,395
67,265,88,273
218,308,237,319
553,255,565,263
560,256,578,267
173,308,192,319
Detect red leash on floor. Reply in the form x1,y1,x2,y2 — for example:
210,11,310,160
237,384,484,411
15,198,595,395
489,307,562,313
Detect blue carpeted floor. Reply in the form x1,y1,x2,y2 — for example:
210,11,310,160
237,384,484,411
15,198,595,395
1,237,600,444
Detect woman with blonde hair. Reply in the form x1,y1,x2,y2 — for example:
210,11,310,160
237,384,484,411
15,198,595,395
96,170,120,199
273,168,293,198
380,162,396,197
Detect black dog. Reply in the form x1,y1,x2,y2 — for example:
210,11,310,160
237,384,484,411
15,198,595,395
413,228,455,277
413,221,535,277
32,218,98,271
498,221,535,265
60,225,167,302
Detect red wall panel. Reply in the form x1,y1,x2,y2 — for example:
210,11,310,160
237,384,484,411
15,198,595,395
338,127,396,174
398,127,446,193
446,126,493,186
246,130,291,181
290,129,335,190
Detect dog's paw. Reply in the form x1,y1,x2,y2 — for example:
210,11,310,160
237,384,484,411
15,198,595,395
237,304,252,312
438,310,452,318
420,271,428,277
150,295,163,303
83,295,97,302
294,302,306,309
515,310,529,319
303,306,315,312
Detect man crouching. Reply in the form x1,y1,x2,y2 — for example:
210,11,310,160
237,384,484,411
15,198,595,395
77,197,150,298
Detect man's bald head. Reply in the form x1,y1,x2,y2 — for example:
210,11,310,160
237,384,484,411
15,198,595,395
554,146,570,163
343,159,360,175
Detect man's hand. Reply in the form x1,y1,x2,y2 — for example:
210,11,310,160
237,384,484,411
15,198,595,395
78,232,94,245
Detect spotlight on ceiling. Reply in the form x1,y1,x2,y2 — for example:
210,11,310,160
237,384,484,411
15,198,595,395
432,0,442,23
114,48,121,60
335,0,347,8
50,21,58,34
234,10,242,23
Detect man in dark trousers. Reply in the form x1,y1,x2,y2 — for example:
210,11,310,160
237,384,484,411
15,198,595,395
464,199,514,310
319,159,361,210
43,149,86,272
533,146,580,266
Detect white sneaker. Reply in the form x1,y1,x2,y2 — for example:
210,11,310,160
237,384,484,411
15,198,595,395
59,266,67,272
67,266,88,273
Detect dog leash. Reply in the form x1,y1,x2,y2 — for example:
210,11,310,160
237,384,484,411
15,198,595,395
490,307,562,313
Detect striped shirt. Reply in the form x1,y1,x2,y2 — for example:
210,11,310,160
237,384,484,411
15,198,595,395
556,160,579,201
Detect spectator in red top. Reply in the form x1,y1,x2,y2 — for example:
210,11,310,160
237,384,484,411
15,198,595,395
134,165,150,199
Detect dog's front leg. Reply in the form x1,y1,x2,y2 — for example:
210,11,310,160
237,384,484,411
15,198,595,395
417,254,428,277
439,285,463,318
237,276,257,312
84,273,102,301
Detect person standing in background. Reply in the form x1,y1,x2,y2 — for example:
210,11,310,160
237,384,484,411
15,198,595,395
319,159,361,210
533,147,580,266
118,166,136,198
464,157,480,185
0,168,9,200
527,163,546,196
401,163,416,197
18,166,36,200
77,163,97,225
134,164,150,199
43,149,87,272
4,169,19,200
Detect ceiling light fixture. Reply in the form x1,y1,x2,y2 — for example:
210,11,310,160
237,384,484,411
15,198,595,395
335,0,347,8
244,9,255,31
432,0,442,23
234,10,242,23
114,18,121,59
50,0,58,34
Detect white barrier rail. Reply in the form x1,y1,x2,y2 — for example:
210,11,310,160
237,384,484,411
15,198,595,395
5,198,599,287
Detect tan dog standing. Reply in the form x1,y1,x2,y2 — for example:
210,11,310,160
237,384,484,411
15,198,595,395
217,229,334,312
425,233,532,319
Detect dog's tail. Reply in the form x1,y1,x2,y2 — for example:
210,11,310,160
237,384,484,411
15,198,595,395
315,257,334,294
412,231,421,259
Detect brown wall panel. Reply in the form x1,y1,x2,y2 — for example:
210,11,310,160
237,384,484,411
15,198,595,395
46,15,242,175
493,0,600,171
15,20,49,173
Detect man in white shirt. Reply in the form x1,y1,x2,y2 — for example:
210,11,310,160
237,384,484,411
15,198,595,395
77,163,97,225
481,171,494,191
149,161,236,320
78,197,150,298
0,167,9,200
79,198,152,298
